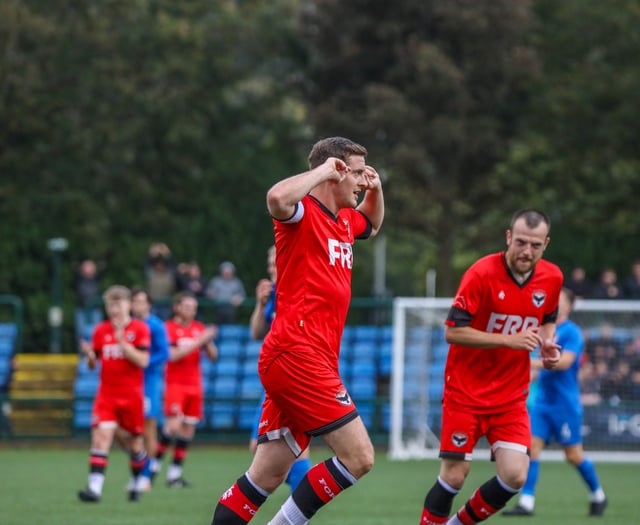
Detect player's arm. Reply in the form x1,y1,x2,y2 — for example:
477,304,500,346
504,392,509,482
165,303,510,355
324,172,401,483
355,165,384,236
445,325,543,352
532,349,577,371
118,332,149,368
266,157,348,220
79,339,98,370
249,279,272,340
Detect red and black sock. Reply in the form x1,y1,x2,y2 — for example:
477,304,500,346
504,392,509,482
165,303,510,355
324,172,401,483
421,477,458,525
89,450,108,475
455,476,516,524
155,429,172,461
290,457,354,520
129,449,148,478
211,473,268,525
172,436,190,467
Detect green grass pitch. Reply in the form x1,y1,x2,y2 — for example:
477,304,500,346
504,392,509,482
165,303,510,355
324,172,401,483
0,445,637,524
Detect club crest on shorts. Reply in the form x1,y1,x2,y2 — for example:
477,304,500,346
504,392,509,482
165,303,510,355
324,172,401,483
532,290,546,308
335,389,352,406
451,431,468,448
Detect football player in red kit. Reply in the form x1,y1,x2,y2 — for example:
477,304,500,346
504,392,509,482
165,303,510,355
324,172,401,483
209,136,384,525
419,209,563,525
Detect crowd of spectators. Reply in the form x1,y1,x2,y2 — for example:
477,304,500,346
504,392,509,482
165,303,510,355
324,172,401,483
565,261,640,300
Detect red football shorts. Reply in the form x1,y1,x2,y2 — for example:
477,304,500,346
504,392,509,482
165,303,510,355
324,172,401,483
92,389,144,435
439,400,531,461
164,382,203,423
258,350,358,456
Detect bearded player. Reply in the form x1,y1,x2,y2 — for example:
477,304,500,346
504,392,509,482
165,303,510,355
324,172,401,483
419,209,563,525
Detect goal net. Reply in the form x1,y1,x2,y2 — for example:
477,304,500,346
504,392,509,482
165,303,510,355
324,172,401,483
389,297,640,460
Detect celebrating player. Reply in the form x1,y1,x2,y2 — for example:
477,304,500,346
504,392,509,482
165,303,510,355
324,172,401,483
77,285,151,503
419,209,563,525
151,291,218,487
209,136,384,525
503,287,607,517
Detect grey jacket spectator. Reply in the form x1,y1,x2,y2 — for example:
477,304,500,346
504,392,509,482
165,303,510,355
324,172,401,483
206,261,246,324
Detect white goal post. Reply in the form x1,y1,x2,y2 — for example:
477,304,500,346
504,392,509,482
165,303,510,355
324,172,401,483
389,297,640,461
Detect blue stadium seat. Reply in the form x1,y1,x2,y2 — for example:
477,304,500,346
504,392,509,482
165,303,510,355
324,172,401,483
212,376,238,398
432,342,449,363
341,325,354,345
209,402,235,429
238,403,258,430
353,325,379,343
349,376,377,399
0,339,13,358
351,359,376,379
74,376,99,398
351,341,377,362
242,359,258,378
0,360,11,387
213,358,241,378
217,324,249,343
428,380,444,401
73,410,93,429
378,342,392,375
217,340,244,360
239,375,263,400
380,325,392,343
244,340,262,359
357,403,374,428
0,323,17,339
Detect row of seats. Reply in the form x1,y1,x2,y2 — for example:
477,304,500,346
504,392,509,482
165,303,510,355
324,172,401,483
72,324,395,431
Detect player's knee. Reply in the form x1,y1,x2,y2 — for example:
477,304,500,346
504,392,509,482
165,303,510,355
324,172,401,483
340,443,374,479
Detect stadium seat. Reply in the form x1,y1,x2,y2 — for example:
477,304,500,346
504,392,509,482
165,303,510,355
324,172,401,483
217,340,244,360
239,375,263,400
0,323,17,339
432,342,449,363
380,325,392,343
74,376,99,398
349,376,377,399
212,376,238,398
357,403,374,428
0,339,13,358
217,324,249,343
351,341,377,362
244,340,262,359
378,342,392,375
238,402,259,430
209,402,235,429
353,325,379,343
213,358,241,378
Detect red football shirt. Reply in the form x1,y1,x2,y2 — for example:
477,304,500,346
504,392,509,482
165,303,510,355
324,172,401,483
165,319,207,385
92,318,150,394
261,195,371,367
444,252,563,412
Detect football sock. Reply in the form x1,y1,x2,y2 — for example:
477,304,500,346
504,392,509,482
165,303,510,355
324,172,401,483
452,476,518,524
129,449,148,479
421,476,459,525
155,429,173,463
167,436,190,480
576,459,603,496
285,457,312,492
270,457,356,525
211,472,269,525
88,449,108,495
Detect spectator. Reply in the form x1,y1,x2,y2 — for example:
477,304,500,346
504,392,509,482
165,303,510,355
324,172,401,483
578,361,602,406
600,360,632,402
622,259,640,299
175,261,206,298
564,265,592,299
74,259,104,344
585,322,622,364
205,261,246,324
144,243,176,319
591,267,624,299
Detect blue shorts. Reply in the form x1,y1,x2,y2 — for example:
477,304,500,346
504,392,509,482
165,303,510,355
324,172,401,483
144,372,164,420
529,403,582,447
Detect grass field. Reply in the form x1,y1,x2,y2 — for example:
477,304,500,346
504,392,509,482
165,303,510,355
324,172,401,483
0,444,637,524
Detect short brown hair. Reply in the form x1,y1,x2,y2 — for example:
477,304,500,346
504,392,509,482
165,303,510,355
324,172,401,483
103,285,131,302
307,137,367,169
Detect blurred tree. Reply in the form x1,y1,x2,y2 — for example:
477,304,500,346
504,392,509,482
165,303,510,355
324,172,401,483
298,0,539,294
0,0,307,351
487,0,640,278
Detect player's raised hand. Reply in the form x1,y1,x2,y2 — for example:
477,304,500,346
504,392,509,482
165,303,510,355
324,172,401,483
324,157,349,182
255,279,273,306
362,165,382,191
